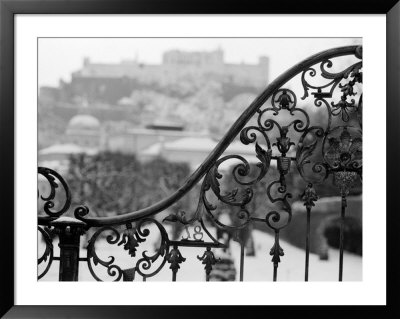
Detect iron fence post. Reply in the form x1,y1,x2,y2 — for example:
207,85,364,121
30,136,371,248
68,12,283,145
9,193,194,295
50,217,86,281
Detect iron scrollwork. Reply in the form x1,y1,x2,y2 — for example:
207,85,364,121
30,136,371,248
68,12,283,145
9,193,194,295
86,218,170,281
38,45,362,282
296,47,362,281
86,225,125,281
37,226,54,279
196,46,362,280
38,167,72,218
297,50,362,186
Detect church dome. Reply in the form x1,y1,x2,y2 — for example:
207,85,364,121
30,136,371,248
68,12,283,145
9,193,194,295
68,114,100,130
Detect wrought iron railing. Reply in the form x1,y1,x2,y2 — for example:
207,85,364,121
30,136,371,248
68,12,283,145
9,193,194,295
38,45,362,282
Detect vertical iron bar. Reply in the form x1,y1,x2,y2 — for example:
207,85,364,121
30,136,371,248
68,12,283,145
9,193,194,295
58,228,81,281
273,231,279,282
143,276,146,282
206,273,210,282
339,195,346,281
305,207,311,281
172,271,177,282
301,183,317,282
273,265,278,282
50,218,85,281
240,241,245,281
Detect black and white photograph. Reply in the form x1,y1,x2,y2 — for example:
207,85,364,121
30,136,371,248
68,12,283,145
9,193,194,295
37,37,363,282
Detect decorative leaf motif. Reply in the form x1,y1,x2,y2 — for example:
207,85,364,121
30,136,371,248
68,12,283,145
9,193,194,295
275,89,293,109
163,210,189,225
197,247,220,276
162,214,179,223
269,240,284,265
331,97,355,122
255,142,272,178
166,247,186,274
296,138,318,174
300,183,319,210
339,82,356,97
118,228,146,258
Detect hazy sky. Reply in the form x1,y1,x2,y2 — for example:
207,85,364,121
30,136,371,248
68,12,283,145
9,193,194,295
38,38,361,87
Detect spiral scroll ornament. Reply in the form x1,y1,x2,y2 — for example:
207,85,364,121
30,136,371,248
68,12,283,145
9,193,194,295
38,167,72,218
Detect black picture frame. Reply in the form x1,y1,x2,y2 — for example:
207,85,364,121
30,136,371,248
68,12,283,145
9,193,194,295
1,0,399,317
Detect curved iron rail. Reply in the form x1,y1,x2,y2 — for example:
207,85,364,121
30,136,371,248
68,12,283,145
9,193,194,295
73,45,361,227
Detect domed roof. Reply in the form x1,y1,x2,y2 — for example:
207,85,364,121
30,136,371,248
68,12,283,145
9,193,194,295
68,114,100,129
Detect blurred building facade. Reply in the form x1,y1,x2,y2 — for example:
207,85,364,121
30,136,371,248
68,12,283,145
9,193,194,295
40,49,269,105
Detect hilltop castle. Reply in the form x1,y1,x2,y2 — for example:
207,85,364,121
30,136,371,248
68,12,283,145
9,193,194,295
41,49,269,105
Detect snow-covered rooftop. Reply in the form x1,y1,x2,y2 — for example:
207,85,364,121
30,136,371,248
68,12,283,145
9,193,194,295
68,114,100,129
